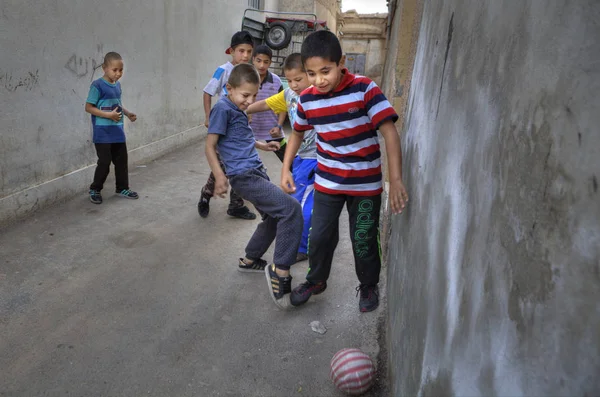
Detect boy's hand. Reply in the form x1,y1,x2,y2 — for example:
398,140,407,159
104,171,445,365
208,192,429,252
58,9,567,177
269,126,282,138
204,120,209,128
389,179,409,214
108,108,122,122
214,176,229,198
281,170,296,193
265,141,280,151
127,112,137,122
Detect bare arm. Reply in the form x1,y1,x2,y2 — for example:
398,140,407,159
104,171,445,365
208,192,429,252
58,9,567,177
246,99,272,115
203,92,212,128
122,106,137,122
280,130,305,193
205,134,228,197
378,120,409,214
277,111,287,127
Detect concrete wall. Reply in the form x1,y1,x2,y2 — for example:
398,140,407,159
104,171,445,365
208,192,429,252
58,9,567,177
386,0,600,395
0,0,248,224
279,0,339,33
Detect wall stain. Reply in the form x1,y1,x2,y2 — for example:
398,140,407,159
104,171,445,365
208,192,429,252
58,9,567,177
436,12,454,118
0,69,40,92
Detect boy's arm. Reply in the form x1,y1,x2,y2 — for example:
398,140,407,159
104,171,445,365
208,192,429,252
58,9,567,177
246,99,272,115
121,105,137,122
203,92,212,128
85,103,122,122
205,134,228,197
280,130,304,193
255,140,280,152
378,120,409,214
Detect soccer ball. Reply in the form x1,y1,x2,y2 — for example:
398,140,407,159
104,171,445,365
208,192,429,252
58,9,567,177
330,348,375,395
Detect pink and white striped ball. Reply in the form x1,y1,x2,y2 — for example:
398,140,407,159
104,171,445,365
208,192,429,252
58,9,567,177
330,348,375,395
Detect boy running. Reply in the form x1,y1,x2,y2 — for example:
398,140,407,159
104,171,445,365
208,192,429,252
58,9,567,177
281,31,409,312
86,52,138,204
198,31,257,220
205,63,303,309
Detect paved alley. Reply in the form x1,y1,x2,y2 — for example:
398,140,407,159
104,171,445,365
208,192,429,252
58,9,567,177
0,140,387,397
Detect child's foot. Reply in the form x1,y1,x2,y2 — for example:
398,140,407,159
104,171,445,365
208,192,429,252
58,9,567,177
295,252,308,263
89,189,103,204
198,194,210,218
356,284,379,312
227,206,257,220
264,264,292,309
238,257,267,273
290,280,327,306
116,189,139,199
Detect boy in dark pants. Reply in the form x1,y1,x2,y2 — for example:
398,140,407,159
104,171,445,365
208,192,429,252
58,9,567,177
86,52,138,204
205,63,303,310
281,31,409,312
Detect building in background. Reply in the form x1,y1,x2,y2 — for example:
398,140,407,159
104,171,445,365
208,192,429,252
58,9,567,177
338,9,389,84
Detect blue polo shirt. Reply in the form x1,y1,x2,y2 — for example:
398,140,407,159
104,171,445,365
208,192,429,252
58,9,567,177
208,96,263,176
86,78,126,143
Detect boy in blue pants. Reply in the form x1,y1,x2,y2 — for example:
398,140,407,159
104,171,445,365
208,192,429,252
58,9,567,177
246,53,316,263
205,63,303,309
86,52,138,204
281,31,410,312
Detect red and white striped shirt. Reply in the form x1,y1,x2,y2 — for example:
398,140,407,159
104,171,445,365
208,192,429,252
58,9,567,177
294,70,398,196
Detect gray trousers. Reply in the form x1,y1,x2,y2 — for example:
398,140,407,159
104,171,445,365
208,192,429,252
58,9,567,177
229,167,303,269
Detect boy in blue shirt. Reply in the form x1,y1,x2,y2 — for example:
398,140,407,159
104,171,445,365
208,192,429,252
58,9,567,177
86,52,138,204
205,63,303,310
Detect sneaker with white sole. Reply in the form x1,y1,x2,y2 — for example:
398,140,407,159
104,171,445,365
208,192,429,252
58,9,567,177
264,264,292,310
116,189,139,199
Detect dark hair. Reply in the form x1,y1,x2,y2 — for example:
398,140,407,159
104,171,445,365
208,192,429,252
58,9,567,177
253,44,273,59
283,53,304,72
103,52,122,66
301,30,342,65
228,63,260,88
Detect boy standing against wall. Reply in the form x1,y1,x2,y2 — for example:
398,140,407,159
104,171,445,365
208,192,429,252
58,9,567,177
281,31,409,312
86,52,138,204
198,31,257,220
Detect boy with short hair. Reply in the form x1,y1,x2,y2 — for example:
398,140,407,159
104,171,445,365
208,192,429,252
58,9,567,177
198,31,257,220
205,63,303,309
249,44,287,162
246,53,316,263
86,52,138,204
281,31,409,312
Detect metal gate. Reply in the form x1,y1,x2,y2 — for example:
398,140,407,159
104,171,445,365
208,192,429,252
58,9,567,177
345,53,366,76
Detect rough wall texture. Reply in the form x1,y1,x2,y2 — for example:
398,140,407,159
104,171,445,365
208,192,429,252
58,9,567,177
387,0,600,395
0,0,247,224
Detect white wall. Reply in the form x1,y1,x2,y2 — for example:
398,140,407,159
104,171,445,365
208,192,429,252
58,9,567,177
0,0,248,224
387,0,600,395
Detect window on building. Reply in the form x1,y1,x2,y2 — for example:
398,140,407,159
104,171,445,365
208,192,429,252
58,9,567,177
248,0,260,9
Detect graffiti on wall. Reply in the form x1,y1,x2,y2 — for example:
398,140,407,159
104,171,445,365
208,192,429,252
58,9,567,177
0,69,40,92
64,44,104,79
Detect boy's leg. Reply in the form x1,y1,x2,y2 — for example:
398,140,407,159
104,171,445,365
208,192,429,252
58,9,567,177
290,158,317,256
346,194,382,312
230,168,302,268
111,143,129,192
290,190,344,307
230,168,303,309
266,138,286,163
305,191,345,283
90,143,112,191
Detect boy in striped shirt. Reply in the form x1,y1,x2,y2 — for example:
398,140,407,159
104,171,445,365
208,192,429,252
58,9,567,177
281,31,409,312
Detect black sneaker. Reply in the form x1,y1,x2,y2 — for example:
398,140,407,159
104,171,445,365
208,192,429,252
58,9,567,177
356,284,379,312
264,264,292,309
295,252,308,263
116,189,139,199
238,258,267,273
198,194,210,218
290,280,327,306
227,206,257,220
89,189,102,204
